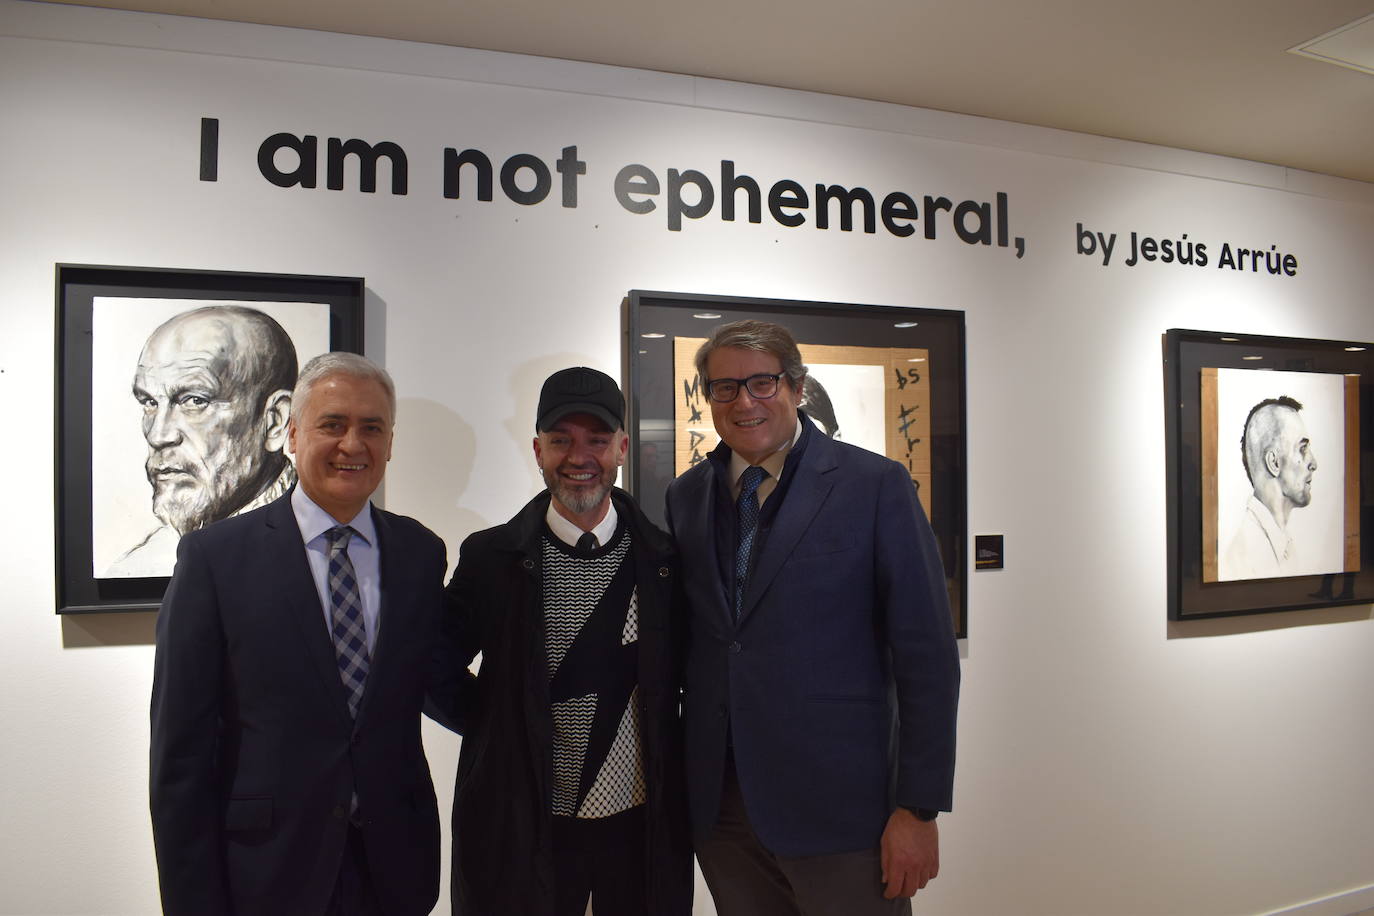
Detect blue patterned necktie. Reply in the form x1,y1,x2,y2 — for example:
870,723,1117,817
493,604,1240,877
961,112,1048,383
734,466,767,618
326,526,370,721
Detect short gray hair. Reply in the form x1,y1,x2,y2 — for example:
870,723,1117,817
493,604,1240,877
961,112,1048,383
694,319,807,391
291,352,396,424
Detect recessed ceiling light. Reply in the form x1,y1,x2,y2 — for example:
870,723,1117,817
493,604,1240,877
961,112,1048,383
693,312,722,319
1242,355,1263,361
1345,346,1366,352
641,332,665,339
908,357,925,362
1220,337,1239,342
894,321,918,328
1289,12,1374,77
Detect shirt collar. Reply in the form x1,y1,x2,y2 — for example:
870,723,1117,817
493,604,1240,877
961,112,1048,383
728,414,803,488
544,496,619,549
291,486,376,548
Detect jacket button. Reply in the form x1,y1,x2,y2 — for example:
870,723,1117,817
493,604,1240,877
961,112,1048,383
332,805,346,820
522,559,535,571
728,641,741,654
658,566,670,578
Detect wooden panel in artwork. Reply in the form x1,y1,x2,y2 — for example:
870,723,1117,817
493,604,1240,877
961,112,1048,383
1345,375,1361,572
1200,368,1219,583
673,337,934,518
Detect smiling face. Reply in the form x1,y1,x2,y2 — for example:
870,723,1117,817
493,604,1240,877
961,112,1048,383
288,373,394,523
705,346,802,466
133,312,283,535
533,412,627,529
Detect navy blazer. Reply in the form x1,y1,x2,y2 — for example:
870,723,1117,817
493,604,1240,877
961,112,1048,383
150,492,447,916
665,414,959,858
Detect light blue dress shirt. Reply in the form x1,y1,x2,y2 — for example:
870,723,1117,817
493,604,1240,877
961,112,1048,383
292,487,383,654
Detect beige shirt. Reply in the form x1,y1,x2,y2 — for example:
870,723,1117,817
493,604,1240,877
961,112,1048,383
727,416,804,506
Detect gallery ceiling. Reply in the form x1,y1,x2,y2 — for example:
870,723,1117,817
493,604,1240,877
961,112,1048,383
27,0,1374,185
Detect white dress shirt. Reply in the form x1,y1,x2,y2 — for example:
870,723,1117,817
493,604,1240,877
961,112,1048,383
545,498,619,549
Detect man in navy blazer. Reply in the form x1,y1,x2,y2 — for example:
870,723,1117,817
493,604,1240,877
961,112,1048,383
665,320,959,915
150,353,448,916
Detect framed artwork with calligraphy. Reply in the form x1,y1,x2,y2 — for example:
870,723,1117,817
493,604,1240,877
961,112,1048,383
1164,328,1374,621
626,290,967,637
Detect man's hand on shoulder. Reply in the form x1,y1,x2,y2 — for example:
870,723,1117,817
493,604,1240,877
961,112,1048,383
880,807,939,899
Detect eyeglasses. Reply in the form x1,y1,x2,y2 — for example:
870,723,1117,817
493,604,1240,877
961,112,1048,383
705,373,784,403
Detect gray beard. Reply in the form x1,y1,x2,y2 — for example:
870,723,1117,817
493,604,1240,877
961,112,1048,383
546,472,613,518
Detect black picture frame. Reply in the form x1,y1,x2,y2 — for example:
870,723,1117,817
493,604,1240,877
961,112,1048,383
625,290,968,638
1164,328,1374,620
55,264,364,614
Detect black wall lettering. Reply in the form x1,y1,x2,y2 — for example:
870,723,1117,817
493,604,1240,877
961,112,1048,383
199,117,218,182
500,153,552,205
615,164,659,214
258,132,318,189
815,185,876,233
327,138,408,194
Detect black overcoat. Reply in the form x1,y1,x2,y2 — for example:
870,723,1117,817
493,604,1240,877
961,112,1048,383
440,488,693,916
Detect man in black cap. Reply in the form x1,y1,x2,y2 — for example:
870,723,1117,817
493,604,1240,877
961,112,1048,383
437,367,692,916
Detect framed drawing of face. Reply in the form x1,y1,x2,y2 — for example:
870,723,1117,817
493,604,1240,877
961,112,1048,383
56,264,364,614
1164,329,1372,620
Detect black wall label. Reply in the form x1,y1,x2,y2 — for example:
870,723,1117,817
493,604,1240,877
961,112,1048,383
975,535,1004,571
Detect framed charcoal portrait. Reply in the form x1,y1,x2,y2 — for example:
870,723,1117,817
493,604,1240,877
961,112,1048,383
1164,329,1374,621
55,264,364,614
625,290,967,638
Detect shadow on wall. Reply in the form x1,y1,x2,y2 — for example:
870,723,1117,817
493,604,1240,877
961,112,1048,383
390,395,490,556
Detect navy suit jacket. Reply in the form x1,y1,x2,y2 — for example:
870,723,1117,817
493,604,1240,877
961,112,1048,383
665,414,959,858
150,492,447,916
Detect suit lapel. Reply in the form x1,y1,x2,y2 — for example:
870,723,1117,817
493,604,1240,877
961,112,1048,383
357,506,402,726
265,496,357,732
738,427,838,623
696,457,736,629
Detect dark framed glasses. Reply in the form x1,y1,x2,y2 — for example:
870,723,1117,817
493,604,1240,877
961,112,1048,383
705,373,784,403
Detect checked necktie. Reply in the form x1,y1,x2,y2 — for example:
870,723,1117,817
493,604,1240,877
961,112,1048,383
326,526,370,721
734,465,767,618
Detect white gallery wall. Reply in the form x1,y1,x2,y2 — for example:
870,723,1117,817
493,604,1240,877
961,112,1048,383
4,2,1374,913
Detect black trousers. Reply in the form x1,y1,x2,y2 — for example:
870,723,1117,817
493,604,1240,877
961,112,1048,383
326,823,382,916
695,754,911,916
552,805,648,916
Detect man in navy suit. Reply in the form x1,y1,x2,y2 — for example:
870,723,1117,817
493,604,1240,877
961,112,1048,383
150,352,448,916
665,320,960,915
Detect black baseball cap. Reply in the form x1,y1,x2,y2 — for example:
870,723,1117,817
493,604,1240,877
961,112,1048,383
536,367,625,432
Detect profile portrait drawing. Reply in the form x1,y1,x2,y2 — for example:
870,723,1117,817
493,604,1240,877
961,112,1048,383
1212,368,1346,582
797,365,886,456
90,299,331,578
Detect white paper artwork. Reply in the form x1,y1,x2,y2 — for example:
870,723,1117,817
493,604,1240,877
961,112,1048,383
90,298,330,579
1214,367,1346,582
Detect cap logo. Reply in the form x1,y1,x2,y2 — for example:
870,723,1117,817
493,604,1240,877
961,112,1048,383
564,370,601,395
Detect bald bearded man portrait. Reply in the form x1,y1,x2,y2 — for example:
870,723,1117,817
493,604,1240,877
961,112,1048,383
109,305,298,576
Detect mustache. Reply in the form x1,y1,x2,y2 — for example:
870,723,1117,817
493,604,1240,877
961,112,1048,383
146,453,201,481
